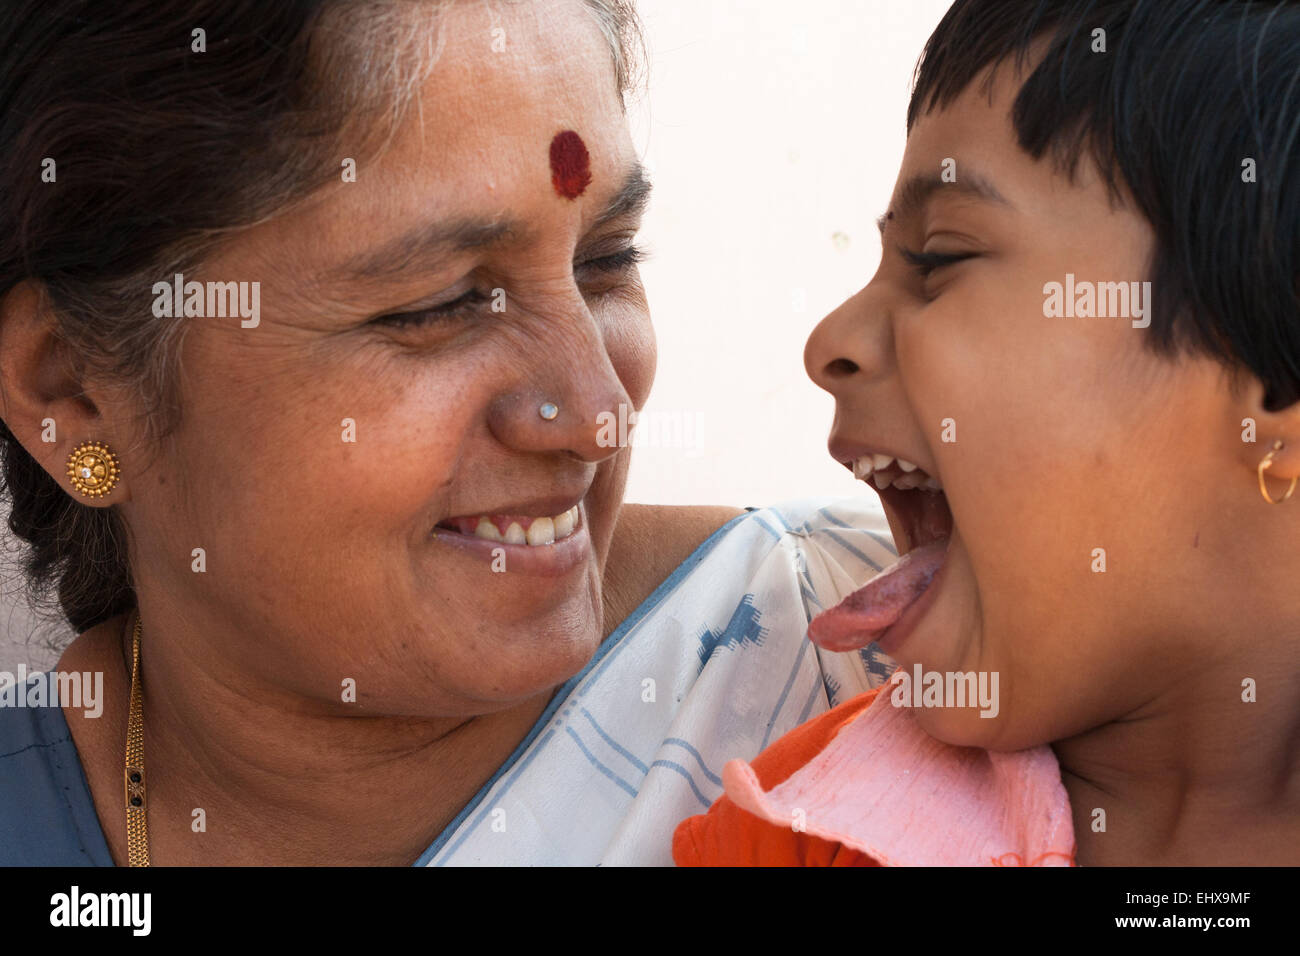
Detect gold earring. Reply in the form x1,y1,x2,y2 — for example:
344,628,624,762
1258,440,1296,505
66,441,121,498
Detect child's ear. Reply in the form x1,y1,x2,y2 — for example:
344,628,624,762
1239,379,1300,498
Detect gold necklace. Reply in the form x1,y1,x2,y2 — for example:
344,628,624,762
124,611,150,866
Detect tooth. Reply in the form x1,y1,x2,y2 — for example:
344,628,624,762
892,472,925,490
852,457,871,479
897,459,918,473
526,517,555,545
923,477,943,491
474,517,503,541
503,521,527,544
872,472,892,490
872,453,894,471
554,508,575,538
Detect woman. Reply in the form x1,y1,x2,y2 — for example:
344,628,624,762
0,0,892,865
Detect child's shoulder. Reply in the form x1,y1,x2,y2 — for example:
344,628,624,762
672,689,884,867
742,688,885,790
673,682,1076,867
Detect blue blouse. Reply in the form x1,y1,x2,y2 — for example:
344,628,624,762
0,686,113,865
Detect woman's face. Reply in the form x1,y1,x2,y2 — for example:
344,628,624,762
119,0,654,715
805,63,1259,750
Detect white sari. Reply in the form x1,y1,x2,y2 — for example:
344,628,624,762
415,497,897,866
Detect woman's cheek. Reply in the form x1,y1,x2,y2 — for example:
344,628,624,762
599,290,656,411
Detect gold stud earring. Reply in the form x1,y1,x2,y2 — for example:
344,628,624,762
66,441,120,498
1258,440,1297,505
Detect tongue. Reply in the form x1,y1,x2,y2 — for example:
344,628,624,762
808,541,948,652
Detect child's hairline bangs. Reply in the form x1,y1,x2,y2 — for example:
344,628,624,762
904,8,1129,204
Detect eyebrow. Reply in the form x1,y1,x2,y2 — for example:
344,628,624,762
332,162,653,284
876,169,1011,235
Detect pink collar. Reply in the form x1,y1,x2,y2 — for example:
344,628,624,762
721,680,1076,866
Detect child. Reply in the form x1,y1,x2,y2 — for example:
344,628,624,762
675,0,1300,866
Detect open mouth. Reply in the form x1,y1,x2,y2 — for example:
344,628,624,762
807,453,954,653
435,506,582,547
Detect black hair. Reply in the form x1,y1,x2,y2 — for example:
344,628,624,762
909,0,1300,410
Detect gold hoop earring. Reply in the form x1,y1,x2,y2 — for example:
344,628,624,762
66,441,121,498
1258,440,1297,505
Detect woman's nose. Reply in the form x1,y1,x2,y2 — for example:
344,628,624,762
487,305,635,463
803,284,892,397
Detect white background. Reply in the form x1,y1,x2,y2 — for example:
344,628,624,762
623,0,953,504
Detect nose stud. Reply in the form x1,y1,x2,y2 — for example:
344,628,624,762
539,402,559,421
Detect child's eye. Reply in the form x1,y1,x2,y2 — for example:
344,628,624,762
900,248,977,278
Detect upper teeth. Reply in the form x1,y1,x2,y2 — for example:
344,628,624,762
466,506,580,545
851,455,942,491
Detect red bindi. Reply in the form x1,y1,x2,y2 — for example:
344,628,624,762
549,130,592,200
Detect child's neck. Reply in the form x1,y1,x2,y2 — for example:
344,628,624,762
1053,673,1300,865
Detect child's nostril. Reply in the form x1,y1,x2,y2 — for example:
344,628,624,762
825,358,859,376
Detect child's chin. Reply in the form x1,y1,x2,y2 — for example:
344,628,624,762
910,705,1008,750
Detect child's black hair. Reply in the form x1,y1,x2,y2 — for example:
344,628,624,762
910,0,1300,409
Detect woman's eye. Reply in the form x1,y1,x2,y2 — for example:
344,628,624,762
375,288,490,328
900,248,977,278
577,245,646,276
373,247,645,329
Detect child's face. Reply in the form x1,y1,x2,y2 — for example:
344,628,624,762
805,63,1244,750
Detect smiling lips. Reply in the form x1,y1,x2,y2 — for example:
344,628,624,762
437,507,581,546
807,453,954,652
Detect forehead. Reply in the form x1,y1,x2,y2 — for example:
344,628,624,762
895,58,1108,216
240,0,634,285
900,62,1023,183
404,0,630,178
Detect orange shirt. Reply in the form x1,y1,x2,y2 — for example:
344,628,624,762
673,684,1075,867
674,690,884,866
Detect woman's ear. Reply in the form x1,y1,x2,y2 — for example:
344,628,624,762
0,280,130,506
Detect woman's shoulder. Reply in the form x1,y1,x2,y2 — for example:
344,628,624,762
0,674,114,865
602,504,745,634
604,496,893,621
614,504,745,563
602,498,897,672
